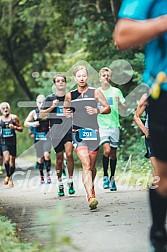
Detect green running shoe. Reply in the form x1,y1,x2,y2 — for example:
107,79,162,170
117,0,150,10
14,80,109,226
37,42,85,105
68,182,75,195
58,184,65,197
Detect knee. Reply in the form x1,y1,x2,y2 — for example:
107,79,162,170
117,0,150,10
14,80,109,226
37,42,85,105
103,149,110,157
4,158,10,164
65,152,73,160
110,149,117,159
82,161,91,172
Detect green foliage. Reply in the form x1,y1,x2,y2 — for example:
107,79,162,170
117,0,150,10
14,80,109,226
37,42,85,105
0,215,36,252
0,205,77,252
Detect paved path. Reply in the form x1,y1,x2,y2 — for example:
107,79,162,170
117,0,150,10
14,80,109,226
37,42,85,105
0,166,151,252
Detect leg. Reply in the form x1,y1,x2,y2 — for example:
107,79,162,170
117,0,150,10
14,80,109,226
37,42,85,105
109,147,118,191
0,153,3,174
64,142,75,194
3,150,10,184
149,159,167,250
89,151,98,197
55,151,65,197
37,157,45,184
102,142,110,189
64,141,74,179
109,147,117,179
44,151,51,184
77,147,93,200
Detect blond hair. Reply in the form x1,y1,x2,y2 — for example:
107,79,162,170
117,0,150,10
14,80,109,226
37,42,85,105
0,102,10,110
99,67,112,76
73,65,88,76
36,94,45,102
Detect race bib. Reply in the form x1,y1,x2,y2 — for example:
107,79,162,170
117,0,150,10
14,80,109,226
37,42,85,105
35,132,47,140
98,97,113,107
56,106,64,116
78,128,97,140
2,128,13,138
106,97,113,106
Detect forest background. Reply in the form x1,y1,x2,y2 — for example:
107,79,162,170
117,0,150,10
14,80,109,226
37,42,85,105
0,0,150,178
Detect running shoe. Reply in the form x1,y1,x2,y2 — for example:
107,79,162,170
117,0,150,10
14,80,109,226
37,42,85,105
68,182,75,195
3,176,9,185
0,166,3,175
47,176,52,184
9,179,14,187
103,176,109,189
88,197,98,210
40,176,45,184
110,179,117,191
58,184,65,197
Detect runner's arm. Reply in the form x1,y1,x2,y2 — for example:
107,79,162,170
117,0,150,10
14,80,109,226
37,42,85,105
114,16,167,50
95,89,111,114
12,115,23,132
63,92,73,118
134,95,149,137
39,99,59,118
24,110,39,128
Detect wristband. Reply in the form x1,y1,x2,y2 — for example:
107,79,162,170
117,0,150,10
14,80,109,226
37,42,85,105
97,108,100,114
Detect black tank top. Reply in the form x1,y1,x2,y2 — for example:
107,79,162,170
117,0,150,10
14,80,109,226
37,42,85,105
70,87,99,130
34,109,50,141
0,116,16,145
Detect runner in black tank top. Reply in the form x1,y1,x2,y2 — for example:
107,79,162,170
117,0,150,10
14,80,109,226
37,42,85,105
0,102,23,187
64,65,111,210
40,74,75,197
24,95,52,184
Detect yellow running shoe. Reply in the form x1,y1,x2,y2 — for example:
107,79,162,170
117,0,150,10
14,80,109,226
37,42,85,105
9,179,14,187
88,197,98,210
3,176,9,185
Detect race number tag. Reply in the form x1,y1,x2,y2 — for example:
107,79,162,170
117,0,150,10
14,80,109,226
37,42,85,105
106,97,113,106
35,132,47,140
56,106,64,116
2,128,13,138
98,97,113,107
78,128,97,140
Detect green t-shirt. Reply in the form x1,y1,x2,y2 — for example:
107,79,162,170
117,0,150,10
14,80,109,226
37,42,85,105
97,86,125,128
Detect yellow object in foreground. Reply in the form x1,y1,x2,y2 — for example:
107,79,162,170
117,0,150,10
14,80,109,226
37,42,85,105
151,72,167,99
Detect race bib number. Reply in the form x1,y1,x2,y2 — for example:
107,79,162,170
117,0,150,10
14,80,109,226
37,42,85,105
2,128,13,138
106,97,113,106
78,128,97,140
98,97,113,108
35,132,47,140
56,106,64,116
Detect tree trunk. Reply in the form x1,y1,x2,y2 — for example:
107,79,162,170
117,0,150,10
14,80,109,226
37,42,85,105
6,39,34,100
110,0,122,22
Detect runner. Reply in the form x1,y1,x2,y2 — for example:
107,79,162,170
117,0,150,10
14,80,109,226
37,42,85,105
24,95,52,184
0,144,3,175
0,102,23,187
114,1,167,250
40,74,75,196
98,67,126,191
134,93,157,176
64,65,110,210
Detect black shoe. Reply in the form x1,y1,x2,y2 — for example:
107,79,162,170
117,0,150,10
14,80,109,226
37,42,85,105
58,184,65,197
68,182,75,195
150,226,167,252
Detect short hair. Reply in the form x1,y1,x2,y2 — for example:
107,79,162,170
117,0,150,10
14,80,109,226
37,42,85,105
53,74,66,83
0,102,10,110
73,65,88,76
36,94,45,102
99,67,112,76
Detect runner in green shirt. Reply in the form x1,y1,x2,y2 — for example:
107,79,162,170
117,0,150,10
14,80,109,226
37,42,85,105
98,67,126,191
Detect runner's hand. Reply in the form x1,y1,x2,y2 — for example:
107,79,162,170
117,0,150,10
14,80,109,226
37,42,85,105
85,106,97,115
